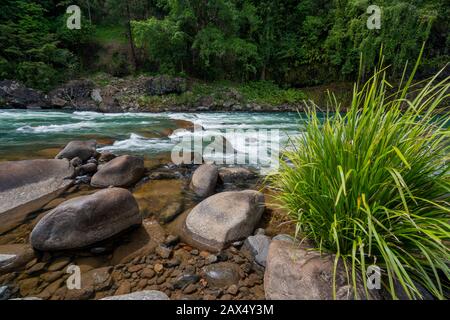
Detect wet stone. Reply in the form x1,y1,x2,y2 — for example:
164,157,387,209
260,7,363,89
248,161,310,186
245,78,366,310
173,274,200,290
202,262,241,288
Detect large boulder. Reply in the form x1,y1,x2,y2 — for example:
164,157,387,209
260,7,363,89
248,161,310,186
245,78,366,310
91,155,145,188
184,190,265,251
0,80,45,108
190,164,218,197
101,290,169,300
264,240,378,300
0,159,74,234
145,76,187,96
56,140,97,161
30,188,142,251
48,80,98,110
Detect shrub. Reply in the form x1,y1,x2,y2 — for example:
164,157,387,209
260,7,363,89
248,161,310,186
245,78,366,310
268,54,449,299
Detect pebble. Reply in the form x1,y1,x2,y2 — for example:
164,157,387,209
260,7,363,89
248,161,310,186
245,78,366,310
227,284,239,296
164,235,180,247
183,284,198,294
155,245,172,259
141,268,156,279
154,264,164,273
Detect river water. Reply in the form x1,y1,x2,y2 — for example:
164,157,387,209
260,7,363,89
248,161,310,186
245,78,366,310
0,110,310,168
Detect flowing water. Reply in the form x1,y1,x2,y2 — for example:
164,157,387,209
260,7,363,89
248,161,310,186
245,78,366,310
0,110,310,166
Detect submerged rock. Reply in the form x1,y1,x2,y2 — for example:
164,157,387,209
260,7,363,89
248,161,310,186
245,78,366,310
56,140,97,161
30,188,142,251
190,164,218,198
91,155,145,188
264,240,378,300
202,262,241,288
0,159,74,234
184,190,265,251
101,290,169,300
218,167,256,183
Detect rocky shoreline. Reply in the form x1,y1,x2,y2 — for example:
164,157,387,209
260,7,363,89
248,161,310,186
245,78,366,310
0,77,306,113
1,132,392,301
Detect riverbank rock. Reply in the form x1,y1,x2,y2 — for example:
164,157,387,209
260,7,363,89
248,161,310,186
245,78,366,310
56,140,97,161
48,80,97,110
219,167,257,183
0,80,45,108
241,234,271,267
190,164,218,197
202,262,241,288
264,240,376,300
30,188,142,251
0,159,74,234
101,290,169,300
145,76,187,96
91,155,145,188
184,190,265,251
0,244,36,274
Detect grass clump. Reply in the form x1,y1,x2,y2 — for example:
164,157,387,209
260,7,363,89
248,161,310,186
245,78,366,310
269,53,450,299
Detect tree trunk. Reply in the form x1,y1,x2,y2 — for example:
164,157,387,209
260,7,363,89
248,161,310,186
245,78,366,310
125,0,138,71
86,0,92,24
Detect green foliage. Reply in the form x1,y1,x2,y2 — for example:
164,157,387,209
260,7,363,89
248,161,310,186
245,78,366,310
240,81,307,105
0,0,95,90
268,55,450,299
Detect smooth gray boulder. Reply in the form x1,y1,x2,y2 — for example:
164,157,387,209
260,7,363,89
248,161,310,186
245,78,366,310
184,190,265,251
101,290,169,300
190,164,218,197
241,234,271,267
264,240,378,300
30,188,142,251
56,140,97,161
91,155,145,188
0,159,74,234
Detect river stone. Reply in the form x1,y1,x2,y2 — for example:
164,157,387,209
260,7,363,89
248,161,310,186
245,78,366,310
184,190,265,251
264,240,377,300
0,159,74,234
190,164,218,197
202,262,241,288
241,234,271,267
0,244,36,274
218,167,256,183
30,188,142,251
91,155,145,188
101,290,169,300
56,140,97,161
0,286,10,300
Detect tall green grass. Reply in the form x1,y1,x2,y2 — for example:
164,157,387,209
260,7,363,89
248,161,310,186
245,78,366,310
269,53,449,299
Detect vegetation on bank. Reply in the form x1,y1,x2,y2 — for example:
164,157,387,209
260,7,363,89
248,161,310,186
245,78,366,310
0,1,449,92
269,54,450,299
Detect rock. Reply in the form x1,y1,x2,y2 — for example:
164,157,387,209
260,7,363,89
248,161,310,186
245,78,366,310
48,80,97,110
264,240,376,300
145,76,187,96
48,257,71,271
159,202,183,224
183,284,198,294
190,164,219,198
30,188,142,251
272,234,294,243
218,167,257,183
56,140,97,161
0,244,36,274
91,89,103,103
0,159,74,234
98,152,116,163
70,157,82,167
202,262,241,288
241,234,271,267
115,281,131,296
141,268,155,279
84,267,112,291
254,228,265,235
164,235,180,247
155,245,172,259
0,80,45,108
154,264,164,273
184,190,265,251
0,254,16,269
173,274,200,290
10,297,43,300
80,163,97,175
227,284,239,296
101,290,169,300
0,286,10,300
91,155,145,188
